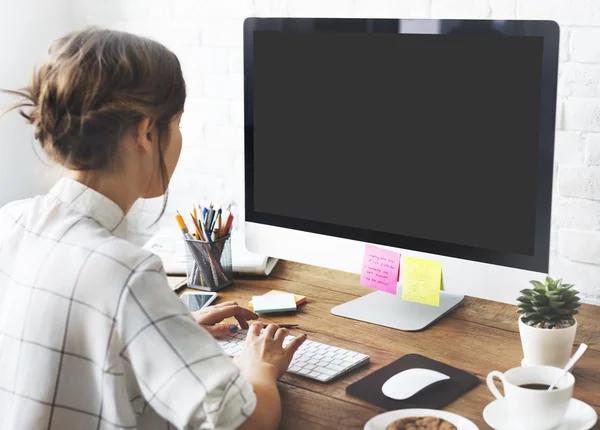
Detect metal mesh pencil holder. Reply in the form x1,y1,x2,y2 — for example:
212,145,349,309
184,235,233,291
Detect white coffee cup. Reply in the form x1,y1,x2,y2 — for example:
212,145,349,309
486,365,574,430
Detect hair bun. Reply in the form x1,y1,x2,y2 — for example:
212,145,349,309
2,27,186,172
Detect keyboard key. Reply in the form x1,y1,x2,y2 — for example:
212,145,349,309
217,330,369,383
315,366,336,376
326,364,345,372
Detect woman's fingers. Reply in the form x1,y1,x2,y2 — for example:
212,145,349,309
212,301,238,308
247,321,263,339
285,334,308,358
200,305,258,326
203,324,239,337
263,323,280,339
274,328,289,345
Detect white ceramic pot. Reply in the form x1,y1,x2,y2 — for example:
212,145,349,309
518,317,577,368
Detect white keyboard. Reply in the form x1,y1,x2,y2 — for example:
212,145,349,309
217,329,370,382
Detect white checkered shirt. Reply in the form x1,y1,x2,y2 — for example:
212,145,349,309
0,178,256,430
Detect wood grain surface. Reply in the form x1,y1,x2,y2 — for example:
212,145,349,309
170,260,600,429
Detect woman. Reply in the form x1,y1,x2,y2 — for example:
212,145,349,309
0,28,305,430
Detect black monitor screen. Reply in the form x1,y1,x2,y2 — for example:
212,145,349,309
252,30,544,257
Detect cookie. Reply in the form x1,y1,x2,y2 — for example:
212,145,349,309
385,416,457,430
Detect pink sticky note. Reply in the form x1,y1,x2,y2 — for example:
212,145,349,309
360,244,401,294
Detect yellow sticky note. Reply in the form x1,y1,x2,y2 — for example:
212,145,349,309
402,256,442,306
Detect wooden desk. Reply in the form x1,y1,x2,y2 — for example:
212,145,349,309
170,261,600,429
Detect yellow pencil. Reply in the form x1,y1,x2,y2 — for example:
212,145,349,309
190,212,205,241
175,211,192,239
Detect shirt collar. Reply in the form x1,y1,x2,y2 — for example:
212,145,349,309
49,177,128,239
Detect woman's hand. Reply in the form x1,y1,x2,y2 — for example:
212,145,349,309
234,322,307,382
192,301,258,337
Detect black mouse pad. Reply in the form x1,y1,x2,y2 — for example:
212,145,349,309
346,354,479,410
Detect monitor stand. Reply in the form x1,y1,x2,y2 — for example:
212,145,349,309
331,289,465,332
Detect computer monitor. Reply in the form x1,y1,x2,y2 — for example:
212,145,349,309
243,18,559,331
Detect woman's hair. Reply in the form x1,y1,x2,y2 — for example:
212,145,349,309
2,27,186,214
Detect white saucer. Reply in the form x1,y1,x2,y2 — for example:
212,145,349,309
483,397,597,430
364,408,478,430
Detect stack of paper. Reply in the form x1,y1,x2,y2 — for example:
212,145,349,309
251,293,297,314
143,226,279,276
248,290,306,311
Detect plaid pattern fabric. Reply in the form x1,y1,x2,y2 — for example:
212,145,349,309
0,178,256,430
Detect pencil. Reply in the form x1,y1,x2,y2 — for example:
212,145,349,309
198,213,211,242
224,213,234,236
175,211,192,239
216,211,222,237
190,213,205,241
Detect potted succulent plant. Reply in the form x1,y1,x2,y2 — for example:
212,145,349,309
517,276,581,368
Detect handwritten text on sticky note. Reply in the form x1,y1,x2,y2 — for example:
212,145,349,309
360,244,401,294
402,256,442,306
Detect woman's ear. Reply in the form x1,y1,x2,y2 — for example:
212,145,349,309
135,117,156,154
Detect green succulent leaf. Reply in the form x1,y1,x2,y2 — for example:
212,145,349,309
519,277,579,324
518,305,534,313
530,280,546,290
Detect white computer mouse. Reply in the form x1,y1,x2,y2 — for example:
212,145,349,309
382,368,450,400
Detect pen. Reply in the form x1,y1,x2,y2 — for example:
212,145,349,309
199,214,211,242
206,205,215,232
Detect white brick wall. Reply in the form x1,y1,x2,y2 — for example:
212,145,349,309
571,28,600,63
73,0,600,304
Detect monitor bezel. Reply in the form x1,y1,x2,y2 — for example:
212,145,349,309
244,18,559,273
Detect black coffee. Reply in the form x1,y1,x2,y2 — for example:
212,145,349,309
518,383,556,390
